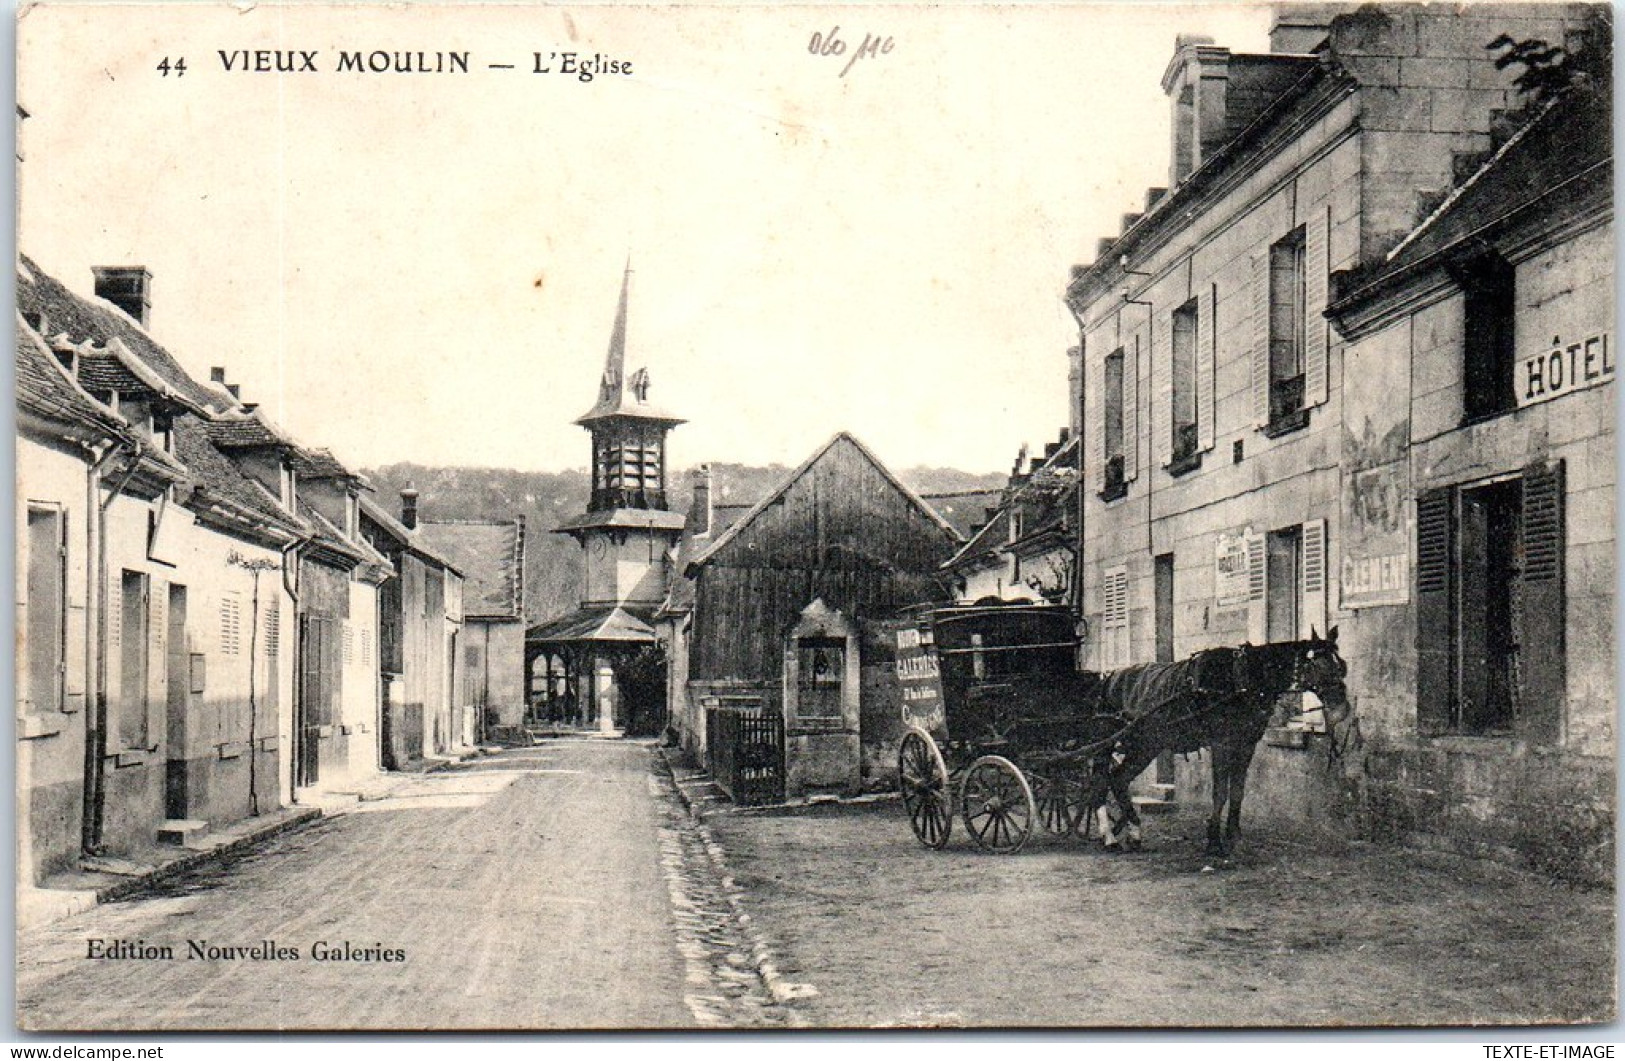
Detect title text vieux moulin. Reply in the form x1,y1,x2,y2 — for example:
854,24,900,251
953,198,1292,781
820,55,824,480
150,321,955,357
218,49,631,78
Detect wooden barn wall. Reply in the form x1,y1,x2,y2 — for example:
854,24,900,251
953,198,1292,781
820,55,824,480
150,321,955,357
690,439,956,683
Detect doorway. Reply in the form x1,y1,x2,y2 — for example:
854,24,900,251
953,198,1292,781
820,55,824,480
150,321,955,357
1153,553,1175,785
1457,479,1522,734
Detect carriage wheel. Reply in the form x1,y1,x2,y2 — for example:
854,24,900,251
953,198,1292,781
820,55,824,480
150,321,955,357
898,727,953,849
1035,774,1089,836
960,755,1036,854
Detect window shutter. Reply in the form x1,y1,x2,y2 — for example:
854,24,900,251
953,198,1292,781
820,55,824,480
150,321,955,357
1304,208,1329,408
1092,356,1106,493
1245,531,1267,643
1123,339,1140,482
1198,288,1216,452
1251,250,1271,427
1154,316,1174,469
148,579,166,747
1299,517,1327,639
1415,488,1454,736
1519,461,1565,744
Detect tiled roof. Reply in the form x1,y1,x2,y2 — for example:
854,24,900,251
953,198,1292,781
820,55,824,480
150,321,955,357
297,447,366,483
173,414,308,537
358,495,461,574
417,518,526,619
298,497,389,567
16,320,129,441
17,255,218,408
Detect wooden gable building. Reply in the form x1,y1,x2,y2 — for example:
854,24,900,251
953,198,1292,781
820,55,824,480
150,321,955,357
659,433,962,797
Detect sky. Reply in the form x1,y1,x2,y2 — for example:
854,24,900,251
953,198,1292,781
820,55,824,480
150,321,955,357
17,2,1272,476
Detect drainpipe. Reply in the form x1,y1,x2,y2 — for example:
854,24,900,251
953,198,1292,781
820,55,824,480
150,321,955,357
280,540,304,803
83,442,138,855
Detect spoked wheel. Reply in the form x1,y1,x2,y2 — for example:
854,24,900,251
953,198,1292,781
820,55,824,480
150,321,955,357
1034,773,1089,836
960,755,1036,854
898,727,953,849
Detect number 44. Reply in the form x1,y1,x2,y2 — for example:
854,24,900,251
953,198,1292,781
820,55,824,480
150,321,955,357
156,56,187,77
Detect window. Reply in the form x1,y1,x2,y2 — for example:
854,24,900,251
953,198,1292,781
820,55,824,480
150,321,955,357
1416,463,1564,742
119,570,151,748
26,507,67,715
794,639,845,724
1171,298,1200,466
1268,227,1307,428
1458,252,1517,422
1102,349,1127,500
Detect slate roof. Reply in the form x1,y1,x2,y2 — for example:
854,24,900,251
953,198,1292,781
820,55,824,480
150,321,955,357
17,255,218,408
417,518,526,619
527,604,656,644
16,320,130,441
1331,86,1612,312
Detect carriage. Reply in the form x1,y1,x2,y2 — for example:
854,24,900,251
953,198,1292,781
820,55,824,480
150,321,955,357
895,600,1121,855
895,599,1354,857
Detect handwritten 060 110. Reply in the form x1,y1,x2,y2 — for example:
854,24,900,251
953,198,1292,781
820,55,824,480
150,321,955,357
808,26,894,77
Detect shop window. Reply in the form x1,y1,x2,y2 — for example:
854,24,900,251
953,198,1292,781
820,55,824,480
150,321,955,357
1458,252,1518,422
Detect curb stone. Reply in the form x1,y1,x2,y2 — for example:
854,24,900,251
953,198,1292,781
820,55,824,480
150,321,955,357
654,747,819,1013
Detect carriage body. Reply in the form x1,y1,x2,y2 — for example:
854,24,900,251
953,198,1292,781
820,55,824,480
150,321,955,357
896,600,1124,853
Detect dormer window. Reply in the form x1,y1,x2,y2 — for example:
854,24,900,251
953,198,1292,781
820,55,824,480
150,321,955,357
152,409,174,454
280,462,296,509
345,492,360,539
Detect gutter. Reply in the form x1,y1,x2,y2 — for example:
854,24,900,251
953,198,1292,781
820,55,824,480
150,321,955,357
83,442,139,855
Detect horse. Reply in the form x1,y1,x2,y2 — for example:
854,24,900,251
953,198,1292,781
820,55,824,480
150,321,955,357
1083,627,1353,857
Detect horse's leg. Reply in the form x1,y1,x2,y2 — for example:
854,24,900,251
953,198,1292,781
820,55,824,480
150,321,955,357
1206,744,1230,857
1222,740,1258,855
1109,746,1158,850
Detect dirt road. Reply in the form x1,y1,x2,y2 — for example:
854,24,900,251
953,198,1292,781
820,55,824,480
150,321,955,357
703,797,1615,1028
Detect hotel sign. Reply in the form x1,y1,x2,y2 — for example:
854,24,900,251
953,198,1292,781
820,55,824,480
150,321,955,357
1519,331,1613,408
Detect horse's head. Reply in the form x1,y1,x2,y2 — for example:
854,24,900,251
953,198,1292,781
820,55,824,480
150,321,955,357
1300,626,1358,759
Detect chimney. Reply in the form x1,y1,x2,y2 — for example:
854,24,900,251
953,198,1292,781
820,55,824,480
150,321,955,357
210,367,226,384
690,465,712,537
226,383,241,400
400,485,420,530
92,266,152,328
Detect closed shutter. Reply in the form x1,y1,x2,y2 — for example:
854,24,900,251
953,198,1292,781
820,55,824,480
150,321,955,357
1299,517,1328,639
1415,488,1454,736
1305,207,1329,408
148,578,167,748
1102,565,1129,667
1123,338,1140,482
1245,531,1268,643
1154,314,1174,469
1092,354,1106,493
1519,461,1565,744
1251,250,1271,427
1198,287,1216,452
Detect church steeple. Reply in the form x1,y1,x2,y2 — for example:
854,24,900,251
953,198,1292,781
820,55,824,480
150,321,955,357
574,263,684,514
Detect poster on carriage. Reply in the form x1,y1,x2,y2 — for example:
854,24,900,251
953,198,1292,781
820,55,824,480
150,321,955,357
895,624,948,740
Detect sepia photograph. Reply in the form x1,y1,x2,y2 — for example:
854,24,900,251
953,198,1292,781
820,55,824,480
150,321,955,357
11,0,1617,1033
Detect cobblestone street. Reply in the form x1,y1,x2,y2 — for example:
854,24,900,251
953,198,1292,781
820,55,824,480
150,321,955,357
16,742,784,1031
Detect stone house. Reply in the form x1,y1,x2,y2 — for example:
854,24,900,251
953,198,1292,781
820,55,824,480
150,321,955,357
359,489,465,769
1325,80,1613,880
1062,4,1608,879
